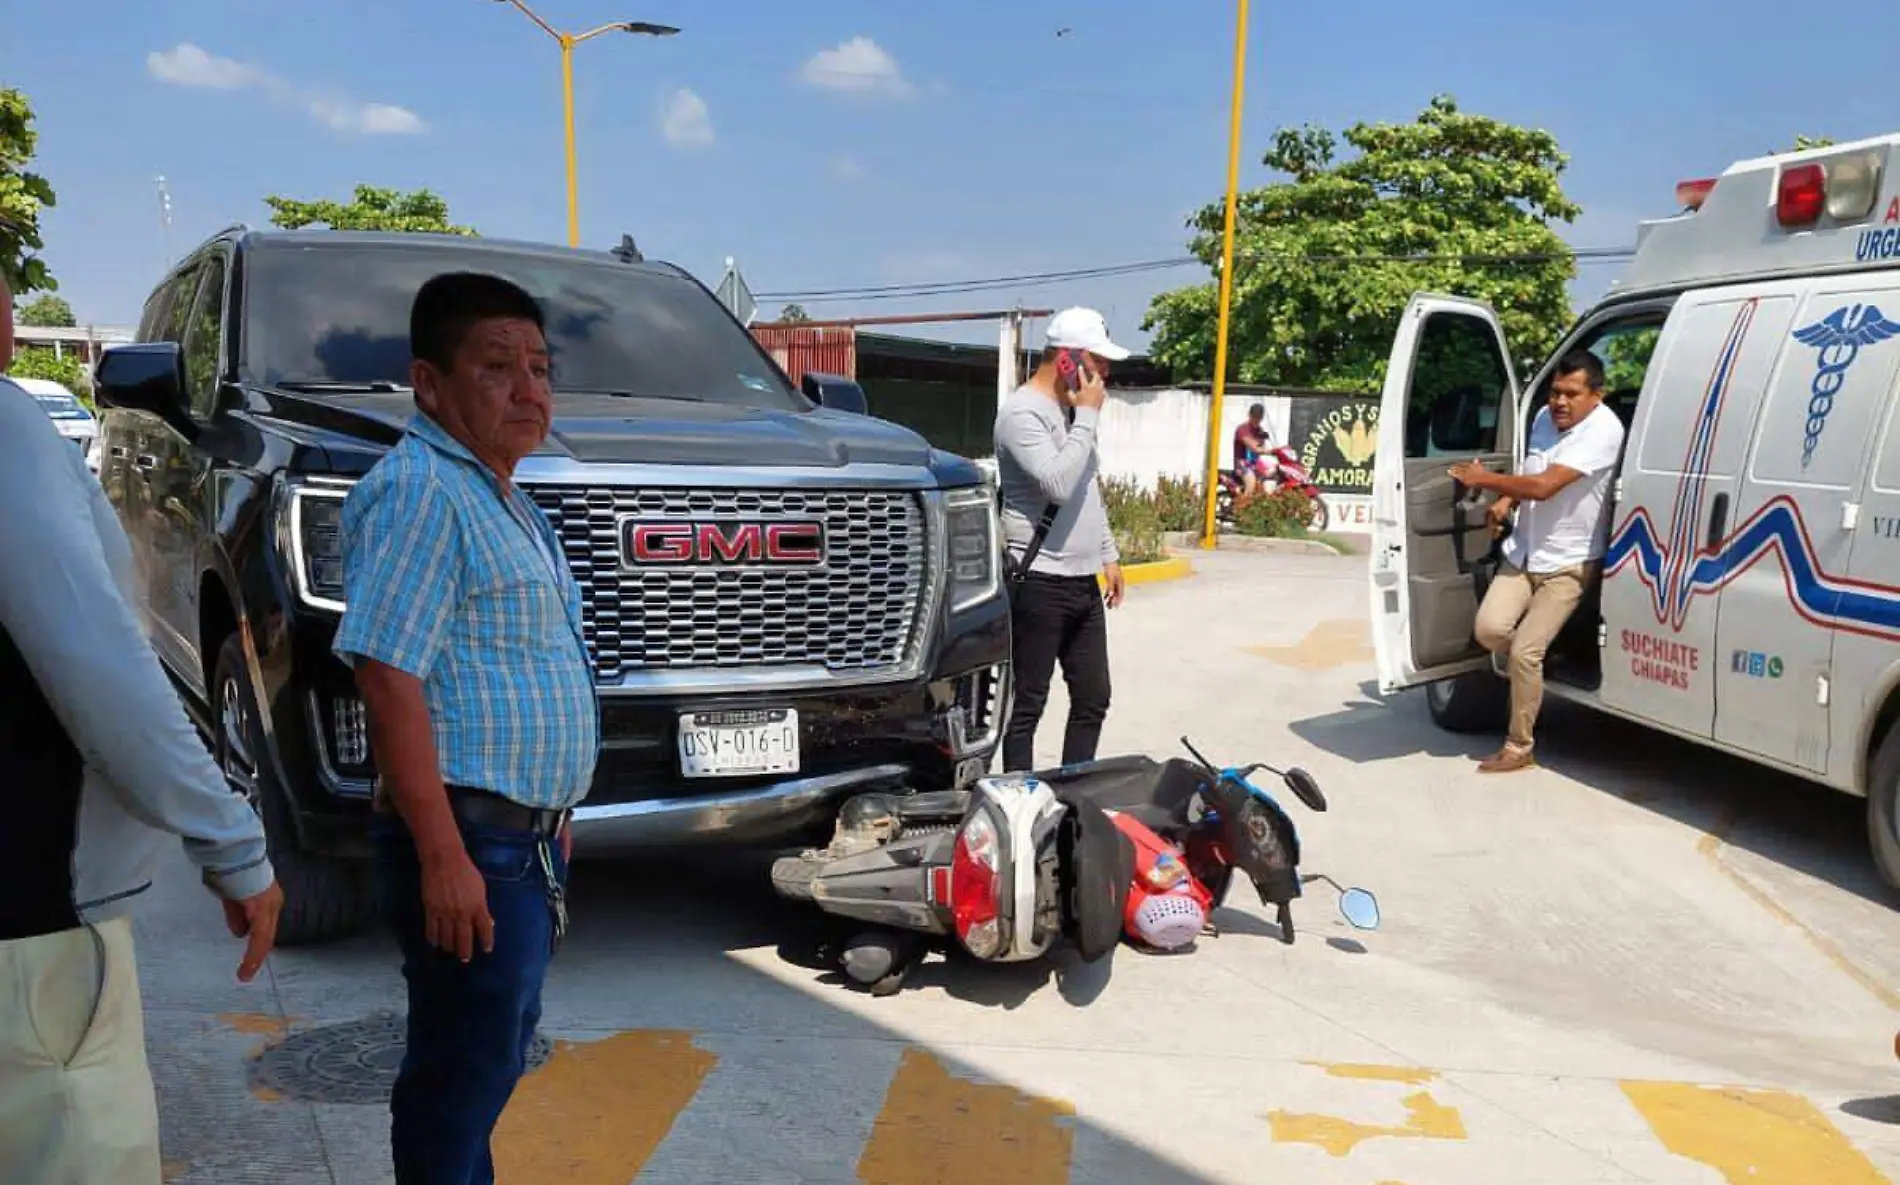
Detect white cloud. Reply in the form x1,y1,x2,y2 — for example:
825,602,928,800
831,154,866,181
146,43,266,89
147,43,425,135
309,98,428,136
661,88,714,148
800,37,913,99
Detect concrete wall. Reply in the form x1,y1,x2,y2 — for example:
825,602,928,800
1092,386,1377,534
1094,387,1293,490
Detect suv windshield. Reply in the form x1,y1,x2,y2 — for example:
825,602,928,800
241,241,803,410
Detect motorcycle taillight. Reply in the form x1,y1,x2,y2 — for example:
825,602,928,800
950,809,1004,959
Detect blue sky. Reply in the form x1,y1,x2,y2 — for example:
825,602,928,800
7,1,1898,349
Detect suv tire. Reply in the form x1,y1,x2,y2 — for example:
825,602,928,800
213,634,371,945
1866,725,1900,893
1425,670,1509,734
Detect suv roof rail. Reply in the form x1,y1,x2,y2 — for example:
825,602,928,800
170,222,253,265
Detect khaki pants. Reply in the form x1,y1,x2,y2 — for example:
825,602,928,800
1474,561,1598,753
0,918,162,1185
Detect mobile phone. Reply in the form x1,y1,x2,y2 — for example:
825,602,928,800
1056,349,1092,393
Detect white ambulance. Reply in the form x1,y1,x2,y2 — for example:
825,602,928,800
1369,133,1900,885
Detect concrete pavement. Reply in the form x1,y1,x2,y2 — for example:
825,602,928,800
143,548,1900,1183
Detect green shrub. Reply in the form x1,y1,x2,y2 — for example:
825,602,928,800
7,346,92,405
1100,475,1168,564
1112,498,1167,564
1234,488,1317,538
1152,474,1206,532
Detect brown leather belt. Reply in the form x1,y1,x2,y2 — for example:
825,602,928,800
375,783,567,838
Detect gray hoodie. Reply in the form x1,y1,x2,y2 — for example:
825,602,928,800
993,383,1121,578
0,380,273,935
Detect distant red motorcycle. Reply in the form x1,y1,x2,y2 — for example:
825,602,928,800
1216,445,1331,533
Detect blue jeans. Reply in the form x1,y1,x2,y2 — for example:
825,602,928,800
371,814,567,1185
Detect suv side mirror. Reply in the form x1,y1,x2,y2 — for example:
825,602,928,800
96,343,195,437
802,371,869,416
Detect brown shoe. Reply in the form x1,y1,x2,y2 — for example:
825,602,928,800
1478,747,1535,774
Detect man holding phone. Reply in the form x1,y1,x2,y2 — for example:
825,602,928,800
993,307,1130,772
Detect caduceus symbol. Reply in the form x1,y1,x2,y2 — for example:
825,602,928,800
1790,303,1900,468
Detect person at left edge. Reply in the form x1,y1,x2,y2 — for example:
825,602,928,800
331,271,600,1185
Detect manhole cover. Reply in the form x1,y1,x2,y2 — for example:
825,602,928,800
248,1013,553,1105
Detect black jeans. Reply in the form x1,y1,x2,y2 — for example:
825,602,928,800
1003,572,1111,772
371,813,567,1185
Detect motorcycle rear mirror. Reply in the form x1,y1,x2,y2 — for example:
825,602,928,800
1283,767,1327,812
1339,888,1380,931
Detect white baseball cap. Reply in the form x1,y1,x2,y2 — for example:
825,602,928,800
1044,307,1132,362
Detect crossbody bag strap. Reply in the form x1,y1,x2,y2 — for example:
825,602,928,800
1011,501,1062,581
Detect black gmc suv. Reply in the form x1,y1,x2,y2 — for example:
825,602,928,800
92,228,1011,944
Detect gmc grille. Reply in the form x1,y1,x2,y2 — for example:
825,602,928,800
525,486,930,683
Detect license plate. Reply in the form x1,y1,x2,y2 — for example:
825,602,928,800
677,708,800,778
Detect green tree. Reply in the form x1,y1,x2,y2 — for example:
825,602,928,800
0,87,59,296
779,303,812,323
18,292,74,326
264,184,476,235
1143,95,1581,391
7,346,91,402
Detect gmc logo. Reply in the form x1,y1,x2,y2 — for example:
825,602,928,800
622,520,825,567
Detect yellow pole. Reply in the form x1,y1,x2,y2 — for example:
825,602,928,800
561,36,580,248
1200,0,1251,550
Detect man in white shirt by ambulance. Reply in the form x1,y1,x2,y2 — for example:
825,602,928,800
1449,350,1626,774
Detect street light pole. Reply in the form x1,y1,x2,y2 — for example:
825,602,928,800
561,35,580,247
1200,0,1250,550
491,1,679,248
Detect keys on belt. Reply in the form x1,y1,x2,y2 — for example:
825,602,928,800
538,840,568,954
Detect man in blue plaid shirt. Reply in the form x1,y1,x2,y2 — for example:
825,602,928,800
332,271,598,1185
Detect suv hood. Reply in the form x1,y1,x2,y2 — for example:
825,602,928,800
261,390,938,470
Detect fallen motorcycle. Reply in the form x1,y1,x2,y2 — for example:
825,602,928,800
770,737,1380,995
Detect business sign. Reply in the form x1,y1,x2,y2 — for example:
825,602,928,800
1286,396,1381,496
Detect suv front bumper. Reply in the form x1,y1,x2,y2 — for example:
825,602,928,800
571,660,1007,852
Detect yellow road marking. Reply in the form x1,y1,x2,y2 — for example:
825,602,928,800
1696,816,1900,1012
216,1011,296,1039
218,1011,297,1099
1305,1062,1439,1084
493,1029,717,1185
1622,1081,1892,1185
1113,555,1195,587
1247,619,1373,671
1267,1091,1467,1158
857,1048,1075,1185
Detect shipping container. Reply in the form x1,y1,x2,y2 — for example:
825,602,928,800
750,325,858,387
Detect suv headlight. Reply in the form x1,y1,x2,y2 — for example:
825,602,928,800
944,486,1001,613
283,479,353,613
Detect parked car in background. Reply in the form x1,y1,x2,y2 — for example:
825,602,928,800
14,376,100,471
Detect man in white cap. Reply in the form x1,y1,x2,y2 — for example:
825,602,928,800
993,307,1130,771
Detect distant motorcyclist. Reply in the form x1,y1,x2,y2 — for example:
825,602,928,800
1232,403,1279,498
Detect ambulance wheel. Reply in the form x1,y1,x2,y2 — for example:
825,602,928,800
1425,671,1509,735
1865,725,1900,892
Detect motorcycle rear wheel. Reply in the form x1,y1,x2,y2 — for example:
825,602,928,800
1307,495,1331,533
